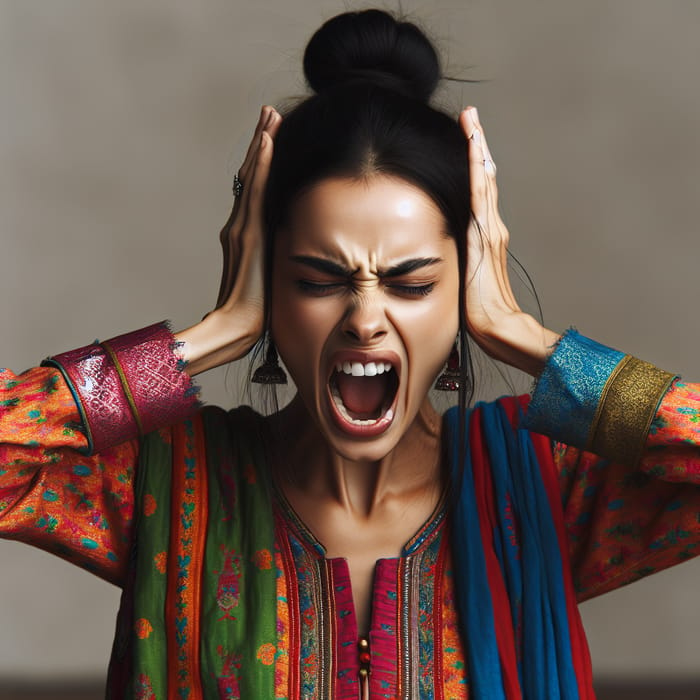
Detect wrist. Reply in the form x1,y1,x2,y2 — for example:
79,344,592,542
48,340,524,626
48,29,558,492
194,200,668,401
471,311,559,376
174,304,263,376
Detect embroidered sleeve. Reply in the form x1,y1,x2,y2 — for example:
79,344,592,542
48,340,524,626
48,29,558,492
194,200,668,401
553,379,700,601
523,329,676,465
42,321,199,455
0,365,137,585
1,321,199,586
522,330,700,600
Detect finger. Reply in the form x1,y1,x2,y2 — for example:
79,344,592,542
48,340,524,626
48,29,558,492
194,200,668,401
461,108,517,312
462,107,506,250
467,113,515,307
245,130,274,234
220,107,269,246
217,109,281,307
238,106,275,184
234,109,280,229
461,109,486,223
223,130,273,310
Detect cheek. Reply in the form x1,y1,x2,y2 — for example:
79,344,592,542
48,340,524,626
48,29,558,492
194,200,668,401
400,303,457,376
270,285,333,386
387,287,459,399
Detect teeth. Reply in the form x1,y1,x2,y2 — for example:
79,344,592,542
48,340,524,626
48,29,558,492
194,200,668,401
334,361,394,377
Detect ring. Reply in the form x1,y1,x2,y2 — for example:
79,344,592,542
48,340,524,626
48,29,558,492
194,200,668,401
233,173,244,198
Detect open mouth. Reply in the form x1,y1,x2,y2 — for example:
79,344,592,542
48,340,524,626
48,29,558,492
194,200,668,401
328,359,400,434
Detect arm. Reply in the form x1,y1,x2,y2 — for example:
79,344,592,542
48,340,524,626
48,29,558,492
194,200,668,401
462,109,700,600
523,331,700,600
459,106,560,377
174,107,281,375
0,364,137,585
0,107,282,585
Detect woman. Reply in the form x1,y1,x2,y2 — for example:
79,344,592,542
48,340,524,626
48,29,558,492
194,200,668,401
1,8,699,699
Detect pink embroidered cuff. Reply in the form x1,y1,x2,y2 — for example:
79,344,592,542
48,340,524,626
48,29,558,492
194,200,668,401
42,322,199,454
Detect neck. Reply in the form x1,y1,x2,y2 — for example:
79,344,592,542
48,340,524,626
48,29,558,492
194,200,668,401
268,395,443,519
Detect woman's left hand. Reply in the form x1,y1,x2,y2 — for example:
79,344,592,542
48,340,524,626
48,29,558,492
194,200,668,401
460,106,559,376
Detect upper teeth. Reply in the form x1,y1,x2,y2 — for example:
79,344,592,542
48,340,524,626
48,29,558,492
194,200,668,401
336,361,393,377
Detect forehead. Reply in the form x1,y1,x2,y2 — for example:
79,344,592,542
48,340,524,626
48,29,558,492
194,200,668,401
279,175,452,261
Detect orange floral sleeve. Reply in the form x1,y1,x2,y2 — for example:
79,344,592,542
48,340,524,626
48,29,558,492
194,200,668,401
556,379,700,601
0,366,137,586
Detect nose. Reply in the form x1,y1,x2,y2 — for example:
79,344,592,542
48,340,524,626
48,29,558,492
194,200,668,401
340,294,389,345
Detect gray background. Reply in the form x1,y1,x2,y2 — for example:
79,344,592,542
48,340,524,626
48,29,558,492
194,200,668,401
1,0,699,683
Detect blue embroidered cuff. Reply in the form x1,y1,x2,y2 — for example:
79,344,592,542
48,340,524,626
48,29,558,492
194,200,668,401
522,330,624,449
523,329,677,464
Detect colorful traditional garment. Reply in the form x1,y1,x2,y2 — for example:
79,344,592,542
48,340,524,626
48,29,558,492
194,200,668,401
1,325,699,698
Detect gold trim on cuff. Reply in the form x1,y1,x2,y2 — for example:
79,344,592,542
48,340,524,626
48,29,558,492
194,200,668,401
586,356,676,465
101,340,144,436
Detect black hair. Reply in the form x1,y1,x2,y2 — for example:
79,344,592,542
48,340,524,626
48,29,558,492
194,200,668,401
262,8,473,418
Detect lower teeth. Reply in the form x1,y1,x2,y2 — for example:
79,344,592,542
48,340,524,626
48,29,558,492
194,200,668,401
331,384,394,426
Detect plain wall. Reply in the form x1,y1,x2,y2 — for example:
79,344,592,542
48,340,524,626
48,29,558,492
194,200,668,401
1,0,699,682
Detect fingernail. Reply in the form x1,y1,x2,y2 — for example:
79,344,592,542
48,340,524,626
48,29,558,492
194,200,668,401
265,109,275,127
469,106,479,122
471,129,481,143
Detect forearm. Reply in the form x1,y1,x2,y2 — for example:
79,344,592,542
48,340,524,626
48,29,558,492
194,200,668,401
471,310,560,377
0,365,137,585
174,304,262,376
524,331,700,599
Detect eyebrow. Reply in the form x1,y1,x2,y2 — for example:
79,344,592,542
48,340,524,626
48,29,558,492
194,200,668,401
289,255,443,278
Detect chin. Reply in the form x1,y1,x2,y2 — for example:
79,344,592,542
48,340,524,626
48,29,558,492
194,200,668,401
320,427,404,463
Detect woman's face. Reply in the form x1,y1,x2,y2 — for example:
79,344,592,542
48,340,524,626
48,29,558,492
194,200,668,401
271,175,460,461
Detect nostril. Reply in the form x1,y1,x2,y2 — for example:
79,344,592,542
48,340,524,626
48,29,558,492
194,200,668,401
343,327,387,343
340,306,389,343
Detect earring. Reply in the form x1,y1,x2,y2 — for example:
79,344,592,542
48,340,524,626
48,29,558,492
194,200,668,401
434,342,460,391
252,340,288,385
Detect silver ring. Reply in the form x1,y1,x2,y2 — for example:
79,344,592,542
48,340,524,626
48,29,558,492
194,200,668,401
233,173,243,198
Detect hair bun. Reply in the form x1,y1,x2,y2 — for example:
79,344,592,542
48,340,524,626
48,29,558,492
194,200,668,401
303,9,440,102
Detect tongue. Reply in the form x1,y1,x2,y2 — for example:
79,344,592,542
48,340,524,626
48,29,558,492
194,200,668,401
335,373,388,416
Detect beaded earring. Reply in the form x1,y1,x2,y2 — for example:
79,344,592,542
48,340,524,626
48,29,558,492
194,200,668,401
434,342,461,391
251,340,288,385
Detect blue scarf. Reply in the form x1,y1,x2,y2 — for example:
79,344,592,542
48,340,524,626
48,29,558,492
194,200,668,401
447,398,593,699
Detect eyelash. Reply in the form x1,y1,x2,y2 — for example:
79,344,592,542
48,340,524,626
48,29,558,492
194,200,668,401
297,281,435,297
388,283,435,297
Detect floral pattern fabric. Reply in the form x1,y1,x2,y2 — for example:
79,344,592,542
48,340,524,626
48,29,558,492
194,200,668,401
1,363,700,696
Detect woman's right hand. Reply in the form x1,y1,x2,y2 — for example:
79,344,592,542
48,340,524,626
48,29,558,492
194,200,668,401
174,106,281,376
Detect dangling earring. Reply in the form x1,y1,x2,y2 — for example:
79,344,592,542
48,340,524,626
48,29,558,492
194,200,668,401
434,341,461,391
252,340,288,385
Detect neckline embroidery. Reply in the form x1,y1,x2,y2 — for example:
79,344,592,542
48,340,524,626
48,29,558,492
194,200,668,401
271,475,448,560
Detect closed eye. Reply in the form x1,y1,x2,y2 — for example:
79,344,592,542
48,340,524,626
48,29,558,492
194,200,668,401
386,282,435,297
296,280,347,296
298,280,436,297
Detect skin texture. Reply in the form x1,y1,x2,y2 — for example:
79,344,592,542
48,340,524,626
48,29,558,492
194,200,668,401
174,104,560,633
268,177,459,633
270,176,460,463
